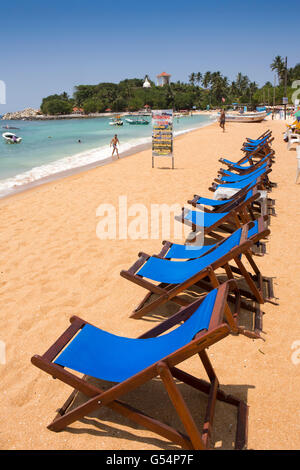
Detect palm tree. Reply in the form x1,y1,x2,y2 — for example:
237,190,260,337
230,80,238,98
189,73,196,86
288,63,300,84
195,72,202,87
202,71,212,89
270,56,285,85
210,73,229,103
61,91,70,101
235,73,250,95
248,81,258,103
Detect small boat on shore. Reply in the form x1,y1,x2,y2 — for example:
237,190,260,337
125,116,149,125
218,110,267,123
2,132,22,144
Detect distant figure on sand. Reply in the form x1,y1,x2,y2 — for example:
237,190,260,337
110,134,120,159
220,109,226,132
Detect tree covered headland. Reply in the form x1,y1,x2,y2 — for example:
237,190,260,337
40,57,300,115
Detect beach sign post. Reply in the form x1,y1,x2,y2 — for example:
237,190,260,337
152,109,174,169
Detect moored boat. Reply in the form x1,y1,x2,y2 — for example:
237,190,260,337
2,132,22,143
109,115,123,126
217,110,267,123
125,116,149,125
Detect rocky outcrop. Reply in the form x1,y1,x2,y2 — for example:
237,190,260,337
2,108,41,120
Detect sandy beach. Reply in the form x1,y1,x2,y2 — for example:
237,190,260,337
0,119,299,450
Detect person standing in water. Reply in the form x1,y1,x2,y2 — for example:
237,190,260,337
110,134,120,159
219,109,226,132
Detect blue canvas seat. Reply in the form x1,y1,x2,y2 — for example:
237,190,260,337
54,289,218,383
177,186,260,238
182,209,230,228
162,220,259,260
221,158,250,167
219,132,273,169
219,164,268,183
216,175,264,190
220,154,270,174
31,283,250,450
121,218,270,319
137,229,242,284
194,187,252,208
188,188,254,219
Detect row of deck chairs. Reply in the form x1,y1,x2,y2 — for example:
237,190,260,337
32,130,276,451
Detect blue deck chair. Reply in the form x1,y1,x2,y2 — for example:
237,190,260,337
219,153,272,175
220,148,273,169
121,218,270,319
31,283,250,450
158,219,265,260
187,183,256,213
246,136,269,144
221,158,250,168
220,133,274,167
176,187,260,238
243,137,268,150
245,130,271,144
214,175,267,191
212,168,273,192
217,164,269,183
242,134,272,150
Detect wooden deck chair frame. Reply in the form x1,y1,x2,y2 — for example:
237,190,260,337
219,136,274,167
31,281,248,450
244,129,272,144
187,183,256,213
209,170,273,194
241,136,274,160
217,150,275,176
175,188,260,240
157,214,270,262
242,133,273,151
120,218,271,320
212,165,272,189
188,184,275,223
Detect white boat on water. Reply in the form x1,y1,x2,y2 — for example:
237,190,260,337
2,132,22,143
218,110,267,123
109,116,123,126
125,116,149,125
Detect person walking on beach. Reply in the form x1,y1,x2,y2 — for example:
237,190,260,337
219,109,226,132
110,134,120,159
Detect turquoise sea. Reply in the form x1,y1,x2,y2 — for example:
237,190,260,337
0,114,213,197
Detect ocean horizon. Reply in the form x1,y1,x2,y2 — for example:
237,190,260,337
0,114,214,198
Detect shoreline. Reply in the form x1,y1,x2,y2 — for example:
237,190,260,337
0,119,215,201
1,110,213,121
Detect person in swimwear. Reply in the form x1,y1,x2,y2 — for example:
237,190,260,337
219,108,226,132
110,134,120,158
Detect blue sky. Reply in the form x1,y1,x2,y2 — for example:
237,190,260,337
0,0,299,112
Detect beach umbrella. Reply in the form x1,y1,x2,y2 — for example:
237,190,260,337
105,108,112,112
294,110,300,118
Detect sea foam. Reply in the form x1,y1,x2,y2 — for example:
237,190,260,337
0,120,214,198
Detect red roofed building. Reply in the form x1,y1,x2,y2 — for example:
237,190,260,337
157,72,171,87
72,107,84,114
